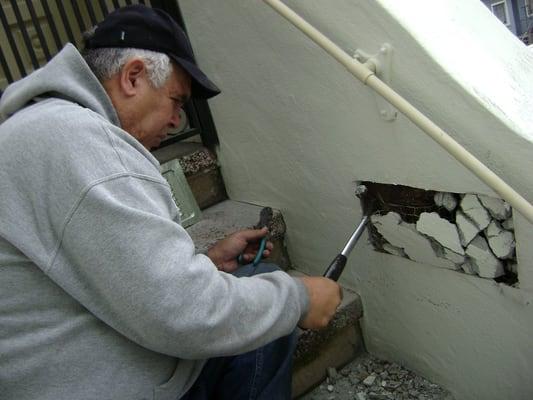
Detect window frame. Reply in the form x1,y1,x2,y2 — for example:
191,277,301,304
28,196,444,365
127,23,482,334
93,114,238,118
525,0,533,18
491,0,511,26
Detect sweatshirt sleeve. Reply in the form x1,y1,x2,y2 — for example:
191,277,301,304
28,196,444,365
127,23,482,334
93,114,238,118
46,174,309,359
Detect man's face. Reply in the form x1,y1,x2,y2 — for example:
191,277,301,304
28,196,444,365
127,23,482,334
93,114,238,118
130,64,192,150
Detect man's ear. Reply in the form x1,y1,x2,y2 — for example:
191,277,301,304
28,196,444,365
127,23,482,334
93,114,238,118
119,58,147,96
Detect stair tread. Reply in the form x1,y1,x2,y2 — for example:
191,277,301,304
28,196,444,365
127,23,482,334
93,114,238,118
153,142,207,166
186,200,267,253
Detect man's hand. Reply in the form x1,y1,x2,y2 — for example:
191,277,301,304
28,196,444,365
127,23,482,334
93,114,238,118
207,227,273,272
298,276,342,330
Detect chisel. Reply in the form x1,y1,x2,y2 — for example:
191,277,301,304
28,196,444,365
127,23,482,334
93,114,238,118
323,215,369,281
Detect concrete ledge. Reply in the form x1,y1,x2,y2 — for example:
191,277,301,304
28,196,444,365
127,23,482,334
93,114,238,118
186,200,290,269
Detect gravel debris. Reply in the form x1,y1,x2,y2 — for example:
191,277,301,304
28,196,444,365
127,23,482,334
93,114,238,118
299,354,454,400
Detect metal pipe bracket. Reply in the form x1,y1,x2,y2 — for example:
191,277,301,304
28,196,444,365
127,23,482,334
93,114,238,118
354,43,397,121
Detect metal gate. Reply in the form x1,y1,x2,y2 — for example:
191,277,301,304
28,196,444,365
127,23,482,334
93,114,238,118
0,0,218,147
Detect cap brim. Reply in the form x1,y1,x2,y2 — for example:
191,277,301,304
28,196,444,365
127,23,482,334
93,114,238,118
170,56,220,99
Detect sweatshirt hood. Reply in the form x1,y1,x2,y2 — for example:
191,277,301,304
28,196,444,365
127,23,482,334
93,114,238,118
0,44,119,126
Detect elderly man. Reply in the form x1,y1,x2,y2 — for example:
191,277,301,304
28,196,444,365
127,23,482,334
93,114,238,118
0,5,341,400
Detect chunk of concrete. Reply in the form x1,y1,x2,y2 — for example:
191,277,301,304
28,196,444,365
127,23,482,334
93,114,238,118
465,236,504,278
461,194,491,230
363,374,376,386
485,220,515,259
356,392,367,400
478,195,512,221
416,212,464,255
502,217,514,231
382,243,407,257
461,260,478,275
371,212,457,270
440,246,465,264
434,192,457,212
455,211,480,247
429,238,464,265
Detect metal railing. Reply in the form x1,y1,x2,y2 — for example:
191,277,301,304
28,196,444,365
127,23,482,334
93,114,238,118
264,0,533,224
0,0,218,147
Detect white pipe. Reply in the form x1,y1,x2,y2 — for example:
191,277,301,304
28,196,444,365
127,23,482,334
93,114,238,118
264,0,533,224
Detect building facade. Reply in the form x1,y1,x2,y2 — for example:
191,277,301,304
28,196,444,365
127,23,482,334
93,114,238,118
481,0,533,43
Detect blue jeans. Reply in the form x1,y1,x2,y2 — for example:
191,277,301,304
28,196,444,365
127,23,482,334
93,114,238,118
180,263,298,400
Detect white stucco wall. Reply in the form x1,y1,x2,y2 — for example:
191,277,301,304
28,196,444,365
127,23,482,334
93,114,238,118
180,1,533,399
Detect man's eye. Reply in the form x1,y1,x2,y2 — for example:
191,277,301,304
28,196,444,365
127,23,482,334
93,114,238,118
170,97,183,108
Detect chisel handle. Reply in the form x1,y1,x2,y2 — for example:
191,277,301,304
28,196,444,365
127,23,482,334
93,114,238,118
322,215,369,281
323,254,347,281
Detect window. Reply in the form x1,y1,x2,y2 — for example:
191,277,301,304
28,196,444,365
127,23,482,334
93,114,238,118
491,1,510,25
526,0,533,17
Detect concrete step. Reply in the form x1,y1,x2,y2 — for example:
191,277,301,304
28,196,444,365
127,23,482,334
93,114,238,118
153,142,227,210
186,199,290,269
289,271,365,399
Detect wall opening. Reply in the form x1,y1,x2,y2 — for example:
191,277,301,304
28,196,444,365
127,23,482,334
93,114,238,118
359,182,517,286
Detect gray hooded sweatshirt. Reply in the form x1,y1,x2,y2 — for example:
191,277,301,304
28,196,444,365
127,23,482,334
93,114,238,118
0,44,309,400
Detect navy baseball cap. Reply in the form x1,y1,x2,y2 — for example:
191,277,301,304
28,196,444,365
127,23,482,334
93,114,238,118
84,4,220,99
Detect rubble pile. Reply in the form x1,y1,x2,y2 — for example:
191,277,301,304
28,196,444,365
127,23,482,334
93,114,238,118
370,192,516,282
301,355,453,400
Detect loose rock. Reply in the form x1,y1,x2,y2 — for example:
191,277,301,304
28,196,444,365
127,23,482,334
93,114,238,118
434,192,457,212
416,212,463,255
327,367,339,382
478,195,511,221
363,375,377,386
302,355,453,400
502,217,514,231
355,392,367,400
485,220,515,259
465,236,504,278
455,211,480,247
461,195,491,230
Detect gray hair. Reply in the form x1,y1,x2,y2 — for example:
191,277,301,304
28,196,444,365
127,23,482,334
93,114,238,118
83,47,173,88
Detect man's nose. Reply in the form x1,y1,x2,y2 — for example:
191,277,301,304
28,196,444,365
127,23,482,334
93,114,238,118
169,110,181,129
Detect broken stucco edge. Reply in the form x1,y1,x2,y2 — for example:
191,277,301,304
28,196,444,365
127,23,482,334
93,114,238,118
370,189,516,281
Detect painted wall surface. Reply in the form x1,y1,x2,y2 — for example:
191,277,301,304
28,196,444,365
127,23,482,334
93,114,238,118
179,1,533,399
